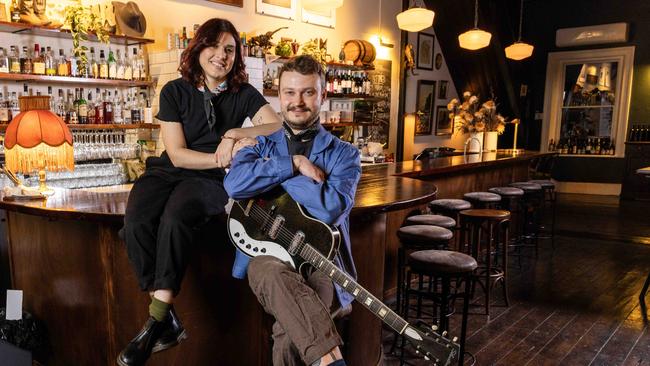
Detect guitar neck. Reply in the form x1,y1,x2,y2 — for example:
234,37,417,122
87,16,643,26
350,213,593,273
299,244,409,334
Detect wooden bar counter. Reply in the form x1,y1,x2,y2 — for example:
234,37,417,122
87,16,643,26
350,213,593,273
0,150,550,366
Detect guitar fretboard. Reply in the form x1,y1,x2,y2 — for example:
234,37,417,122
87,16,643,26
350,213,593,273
300,244,409,334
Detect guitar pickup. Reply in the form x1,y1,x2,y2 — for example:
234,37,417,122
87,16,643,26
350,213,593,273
267,215,285,239
243,199,254,216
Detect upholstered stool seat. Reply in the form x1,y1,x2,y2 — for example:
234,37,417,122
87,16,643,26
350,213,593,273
509,181,543,192
528,179,555,189
463,192,502,209
404,214,456,229
429,198,472,211
397,225,454,244
409,249,478,274
488,187,524,196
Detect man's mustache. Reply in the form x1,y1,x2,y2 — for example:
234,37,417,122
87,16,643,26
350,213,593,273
288,105,311,112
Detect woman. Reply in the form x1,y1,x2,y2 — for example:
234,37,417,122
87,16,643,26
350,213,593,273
117,18,280,366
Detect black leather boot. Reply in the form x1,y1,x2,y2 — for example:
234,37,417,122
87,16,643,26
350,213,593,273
152,306,188,353
117,317,167,366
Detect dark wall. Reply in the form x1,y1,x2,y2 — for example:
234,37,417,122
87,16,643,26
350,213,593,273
428,0,650,183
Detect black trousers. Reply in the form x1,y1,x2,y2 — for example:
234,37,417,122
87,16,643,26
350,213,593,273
123,162,228,294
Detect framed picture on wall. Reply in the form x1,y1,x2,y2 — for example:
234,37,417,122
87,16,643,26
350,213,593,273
415,80,436,135
206,0,243,7
416,33,434,70
438,80,448,99
256,0,297,20
301,6,336,28
435,105,453,136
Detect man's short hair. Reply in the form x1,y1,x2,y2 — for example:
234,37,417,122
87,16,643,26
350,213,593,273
278,55,326,89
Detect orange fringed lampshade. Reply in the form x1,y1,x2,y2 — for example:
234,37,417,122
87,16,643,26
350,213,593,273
4,109,74,173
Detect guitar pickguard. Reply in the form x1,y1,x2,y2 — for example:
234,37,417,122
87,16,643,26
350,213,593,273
228,218,296,269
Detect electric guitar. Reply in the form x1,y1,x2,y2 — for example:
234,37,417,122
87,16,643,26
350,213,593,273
227,188,460,366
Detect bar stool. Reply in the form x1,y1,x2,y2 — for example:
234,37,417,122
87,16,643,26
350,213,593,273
509,182,544,257
396,225,454,319
528,179,557,247
488,187,524,241
401,250,476,366
463,192,502,209
459,209,510,319
429,199,471,250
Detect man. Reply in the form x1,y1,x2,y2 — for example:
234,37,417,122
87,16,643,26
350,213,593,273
224,55,361,366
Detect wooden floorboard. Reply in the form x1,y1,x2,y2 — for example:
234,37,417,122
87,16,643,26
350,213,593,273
382,194,650,366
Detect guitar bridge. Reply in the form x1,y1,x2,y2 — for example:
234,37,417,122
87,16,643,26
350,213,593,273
243,199,254,217
267,215,285,239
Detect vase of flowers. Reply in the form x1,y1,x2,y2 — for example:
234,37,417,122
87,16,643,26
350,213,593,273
448,92,508,152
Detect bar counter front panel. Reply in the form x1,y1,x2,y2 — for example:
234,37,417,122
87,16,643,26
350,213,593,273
0,150,550,365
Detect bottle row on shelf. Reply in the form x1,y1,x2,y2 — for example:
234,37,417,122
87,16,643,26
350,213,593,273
548,137,616,155
0,85,153,125
627,125,650,142
0,43,148,81
262,69,373,96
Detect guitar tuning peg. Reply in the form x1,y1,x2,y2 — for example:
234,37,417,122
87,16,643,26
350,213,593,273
442,331,448,337
415,350,420,354
453,336,458,342
431,325,438,331
424,356,430,361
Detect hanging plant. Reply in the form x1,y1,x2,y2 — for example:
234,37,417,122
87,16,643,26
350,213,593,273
64,2,110,73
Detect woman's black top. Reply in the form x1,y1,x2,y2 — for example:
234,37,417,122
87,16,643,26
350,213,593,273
153,77,268,178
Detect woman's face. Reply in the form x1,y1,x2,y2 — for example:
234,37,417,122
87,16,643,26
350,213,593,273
199,32,237,84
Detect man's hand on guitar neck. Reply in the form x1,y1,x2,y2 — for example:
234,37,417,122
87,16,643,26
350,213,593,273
292,155,325,183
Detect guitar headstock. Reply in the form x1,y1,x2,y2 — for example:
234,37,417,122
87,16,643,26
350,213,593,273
401,321,460,366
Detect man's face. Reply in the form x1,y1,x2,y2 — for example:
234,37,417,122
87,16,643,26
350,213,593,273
279,71,326,130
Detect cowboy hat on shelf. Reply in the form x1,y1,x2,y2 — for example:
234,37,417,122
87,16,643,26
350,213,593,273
111,1,146,37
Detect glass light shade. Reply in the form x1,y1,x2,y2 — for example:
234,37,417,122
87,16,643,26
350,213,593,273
302,0,344,12
396,7,435,32
505,41,534,60
458,28,492,50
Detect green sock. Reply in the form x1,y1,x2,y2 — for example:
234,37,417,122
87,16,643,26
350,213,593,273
149,297,170,322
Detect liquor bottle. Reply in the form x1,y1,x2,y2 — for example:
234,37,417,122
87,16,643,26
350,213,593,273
90,47,98,78
113,91,123,124
595,138,601,154
137,46,147,81
9,92,20,120
87,91,96,124
77,88,89,124
272,70,279,91
95,88,104,124
116,49,125,80
0,93,9,124
32,44,45,75
69,48,80,77
181,26,188,49
122,95,132,124
55,89,66,120
103,91,114,124
131,94,141,124
124,49,133,81
21,46,32,74
9,46,20,73
57,49,69,76
99,50,108,79
45,46,56,76
547,139,555,152
263,69,272,90
107,49,117,79
10,0,20,22
0,48,8,73
131,48,140,81
142,92,153,124
47,86,55,111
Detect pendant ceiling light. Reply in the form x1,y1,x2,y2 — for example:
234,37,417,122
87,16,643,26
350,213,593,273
458,0,491,50
302,0,344,12
396,0,435,33
505,0,534,60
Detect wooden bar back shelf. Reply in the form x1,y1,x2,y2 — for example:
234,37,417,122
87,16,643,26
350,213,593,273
0,20,155,46
0,72,153,88
0,123,159,131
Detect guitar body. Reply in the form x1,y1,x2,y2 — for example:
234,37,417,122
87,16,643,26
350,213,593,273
228,187,340,275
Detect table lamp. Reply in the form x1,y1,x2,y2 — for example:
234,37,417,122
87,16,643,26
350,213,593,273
3,96,74,196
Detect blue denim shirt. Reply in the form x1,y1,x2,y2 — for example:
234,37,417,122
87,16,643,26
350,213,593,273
223,125,361,307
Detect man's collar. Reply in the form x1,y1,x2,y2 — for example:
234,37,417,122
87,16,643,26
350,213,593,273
269,122,334,155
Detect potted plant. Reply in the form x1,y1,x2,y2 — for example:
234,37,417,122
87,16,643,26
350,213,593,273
64,1,110,74
448,92,508,152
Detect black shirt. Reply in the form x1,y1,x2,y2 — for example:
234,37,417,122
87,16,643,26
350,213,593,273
155,78,268,176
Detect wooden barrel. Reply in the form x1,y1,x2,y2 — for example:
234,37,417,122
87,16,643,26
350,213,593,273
343,40,376,66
